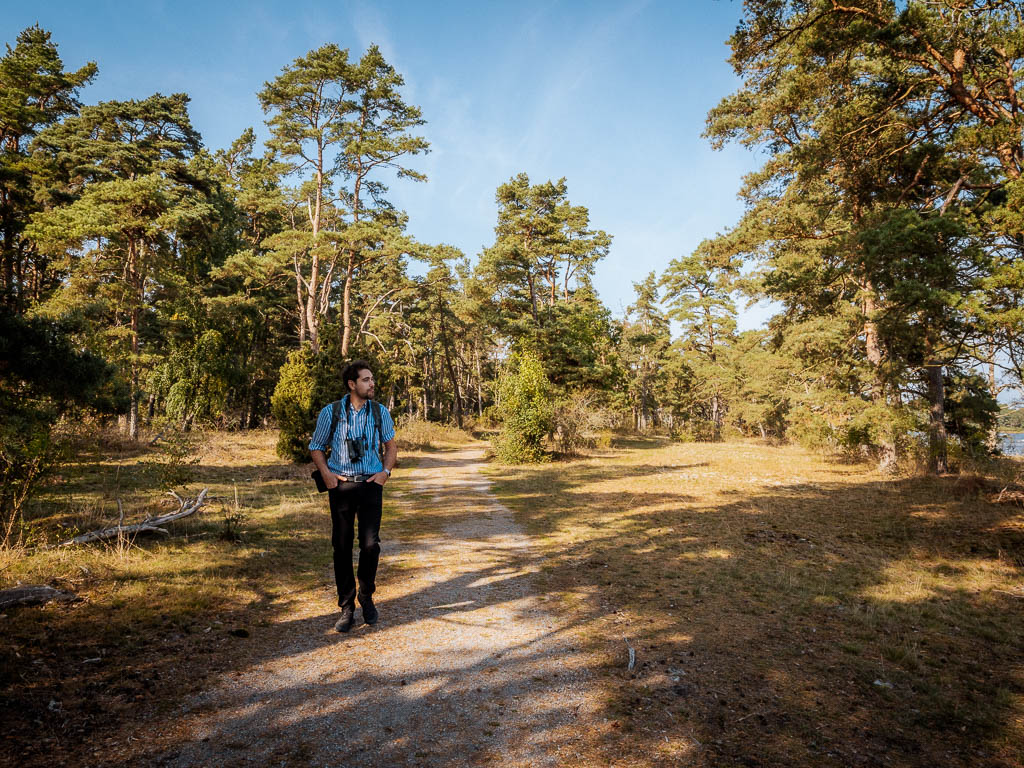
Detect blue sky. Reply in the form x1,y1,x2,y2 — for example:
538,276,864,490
6,0,771,325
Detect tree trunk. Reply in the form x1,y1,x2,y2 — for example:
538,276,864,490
340,257,355,356
863,289,897,471
987,344,1000,452
527,272,540,325
129,366,139,441
475,345,484,418
436,291,462,428
924,329,948,473
1,225,12,307
711,395,721,440
295,256,307,345
128,301,140,441
926,361,948,474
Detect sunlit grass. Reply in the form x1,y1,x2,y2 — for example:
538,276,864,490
486,436,1024,767
0,427,470,766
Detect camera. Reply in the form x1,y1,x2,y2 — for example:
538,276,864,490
346,437,364,462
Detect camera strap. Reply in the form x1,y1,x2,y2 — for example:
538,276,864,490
325,399,344,458
334,396,386,457
372,400,385,456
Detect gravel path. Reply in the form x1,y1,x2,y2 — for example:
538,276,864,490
161,445,602,767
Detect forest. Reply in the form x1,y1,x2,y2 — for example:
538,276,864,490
3,4,1024,767
2,1,1024,541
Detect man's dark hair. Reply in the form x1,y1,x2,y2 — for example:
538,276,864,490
342,360,372,393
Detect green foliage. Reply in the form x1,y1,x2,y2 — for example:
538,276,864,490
999,407,1024,431
258,42,429,354
153,330,232,428
3,19,1021,480
674,419,717,443
493,352,553,464
0,25,96,311
660,241,740,437
476,173,613,390
701,0,1024,470
550,391,614,456
619,273,671,431
942,370,1000,457
146,423,201,491
26,91,211,439
0,308,119,544
0,414,62,546
270,346,327,462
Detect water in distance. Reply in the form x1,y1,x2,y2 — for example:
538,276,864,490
1000,432,1024,456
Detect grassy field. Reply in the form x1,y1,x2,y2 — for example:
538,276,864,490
485,437,1024,767
2,429,1022,767
0,425,463,768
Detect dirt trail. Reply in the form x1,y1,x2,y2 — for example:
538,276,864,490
161,445,603,767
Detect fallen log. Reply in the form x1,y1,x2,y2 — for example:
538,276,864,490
0,585,79,610
58,488,208,547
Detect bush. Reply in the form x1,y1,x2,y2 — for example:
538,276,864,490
270,347,318,462
551,391,616,456
0,413,62,546
944,370,999,458
677,419,718,443
787,406,836,451
0,308,121,546
493,352,553,464
145,421,202,491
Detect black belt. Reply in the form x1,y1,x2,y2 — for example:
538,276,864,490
336,474,372,483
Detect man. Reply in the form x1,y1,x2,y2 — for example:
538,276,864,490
309,360,397,633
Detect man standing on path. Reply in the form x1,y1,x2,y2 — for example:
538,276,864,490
309,360,397,633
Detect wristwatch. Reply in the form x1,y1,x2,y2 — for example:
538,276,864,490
384,468,392,477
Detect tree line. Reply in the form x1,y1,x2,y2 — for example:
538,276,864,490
2,3,1023,536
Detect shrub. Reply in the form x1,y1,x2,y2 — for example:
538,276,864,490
0,308,120,546
672,420,719,443
787,406,836,451
0,413,62,546
551,391,616,456
270,347,318,462
493,352,553,464
145,420,202,491
943,370,999,458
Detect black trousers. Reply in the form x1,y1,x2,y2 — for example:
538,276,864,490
328,481,383,608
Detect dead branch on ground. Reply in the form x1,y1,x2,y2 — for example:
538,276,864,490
0,585,79,610
57,489,208,547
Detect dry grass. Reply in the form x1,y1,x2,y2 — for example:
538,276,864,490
485,437,1024,768
394,416,474,451
5,430,1022,767
0,428,448,768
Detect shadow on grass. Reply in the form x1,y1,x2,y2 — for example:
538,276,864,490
484,457,1024,768
5,439,1023,768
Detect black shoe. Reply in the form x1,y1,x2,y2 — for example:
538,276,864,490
334,606,355,633
359,595,378,625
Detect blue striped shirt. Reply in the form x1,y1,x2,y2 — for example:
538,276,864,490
308,396,396,475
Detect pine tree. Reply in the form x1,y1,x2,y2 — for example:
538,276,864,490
26,94,210,440
704,0,1022,469
661,239,739,437
258,43,428,355
0,26,95,311
619,273,671,431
